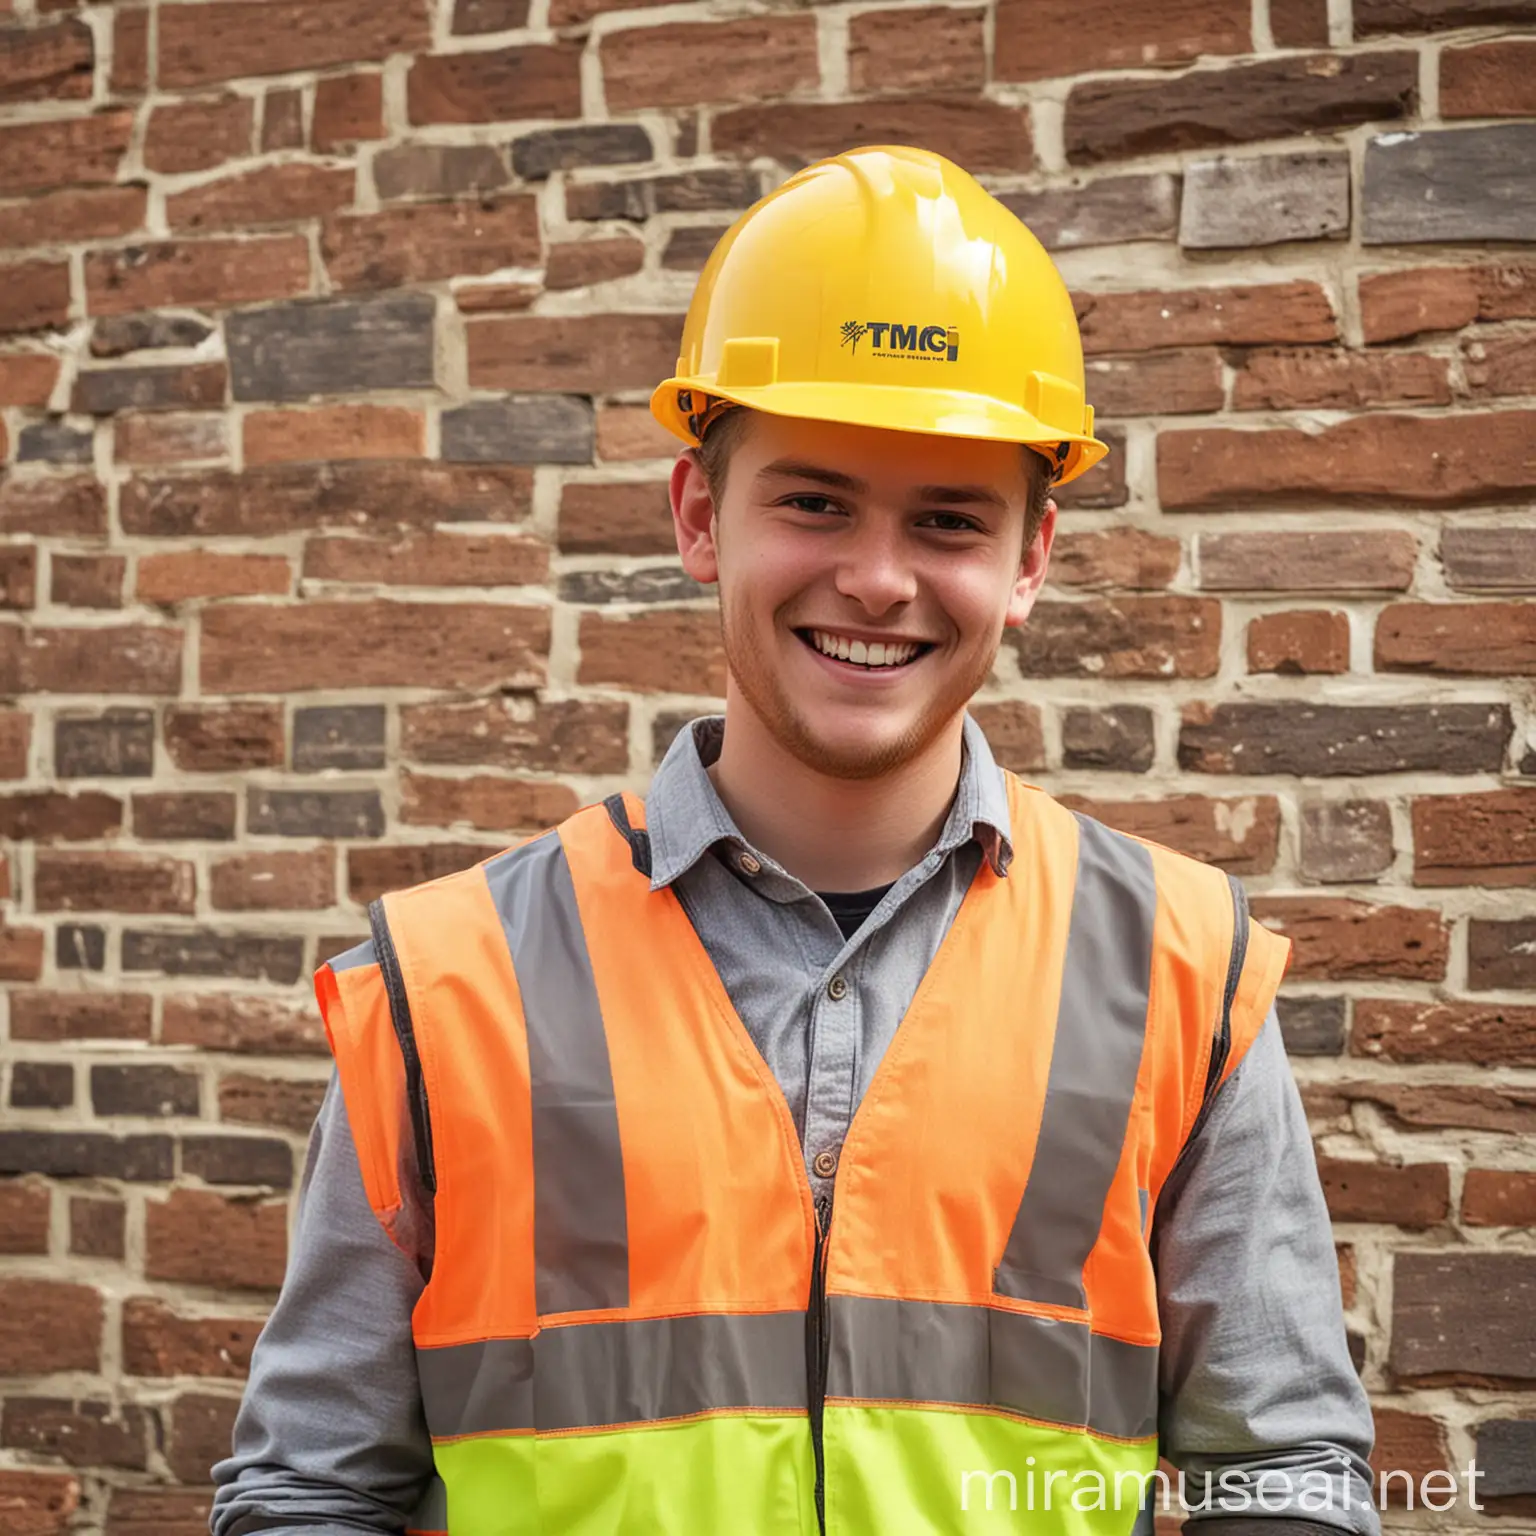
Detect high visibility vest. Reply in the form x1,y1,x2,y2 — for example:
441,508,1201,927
318,773,1289,1536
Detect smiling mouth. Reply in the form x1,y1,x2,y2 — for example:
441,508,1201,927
795,628,936,670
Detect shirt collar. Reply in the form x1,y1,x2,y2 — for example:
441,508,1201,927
644,711,1014,892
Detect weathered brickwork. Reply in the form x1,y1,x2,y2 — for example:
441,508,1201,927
0,0,1533,1527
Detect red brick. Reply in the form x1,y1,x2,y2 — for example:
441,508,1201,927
1008,597,1221,679
243,404,424,465
1248,609,1349,674
558,479,673,554
114,413,227,465
1412,788,1536,887
712,97,1032,175
1462,1168,1536,1227
596,403,675,462
1061,794,1279,874
0,1180,50,1254
997,0,1246,81
1354,999,1536,1068
1377,600,1536,677
35,850,195,914
602,16,817,111
1076,282,1335,355
0,475,105,537
211,848,335,910
72,360,225,417
453,0,530,32
454,278,541,313
1083,349,1223,417
70,1196,125,1258
52,553,123,609
848,6,984,91
303,530,547,587
0,790,121,841
0,621,180,693
321,197,540,291
0,258,69,333
0,185,145,251
121,1297,262,1379
578,609,724,696
0,1280,101,1372
219,1073,328,1135
161,992,328,1055
111,7,148,93
1231,347,1450,410
0,1470,79,1536
1371,1409,1451,1502
0,17,93,104
132,789,236,840
1197,529,1418,591
468,312,682,393
164,704,283,771
137,552,290,605
1463,328,1536,399
549,0,651,21
158,0,431,87
400,770,578,832
347,842,499,904
201,599,548,692
0,545,35,608
145,1189,286,1289
104,1487,211,1536
401,697,629,772
163,1391,240,1483
0,923,45,981
546,234,645,290
166,163,354,234
1249,896,1448,980
85,236,310,316
1317,1156,1450,1228
966,701,1044,773
260,87,304,151
1270,0,1329,44
0,351,59,406
0,109,132,196
1049,529,1181,590
1359,261,1536,343
1300,800,1394,883
1160,410,1536,510
9,991,153,1042
313,71,384,150
142,94,254,174
2,1398,149,1471
0,710,26,778
407,41,581,124
1441,38,1536,118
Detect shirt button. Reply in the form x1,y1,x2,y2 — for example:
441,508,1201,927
813,1148,839,1178
738,851,762,876
826,974,848,1002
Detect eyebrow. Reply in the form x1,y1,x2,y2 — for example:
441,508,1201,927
757,458,1008,509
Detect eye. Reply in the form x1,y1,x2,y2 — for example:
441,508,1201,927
922,511,984,533
780,494,844,516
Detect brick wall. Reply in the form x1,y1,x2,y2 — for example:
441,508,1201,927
0,0,1534,1528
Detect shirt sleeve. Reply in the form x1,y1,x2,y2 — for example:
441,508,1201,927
210,1070,435,1536
1150,1004,1381,1536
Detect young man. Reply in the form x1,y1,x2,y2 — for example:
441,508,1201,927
212,147,1378,1536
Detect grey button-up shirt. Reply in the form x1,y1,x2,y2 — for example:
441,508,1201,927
212,713,1380,1536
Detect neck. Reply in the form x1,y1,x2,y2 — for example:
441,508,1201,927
707,700,967,892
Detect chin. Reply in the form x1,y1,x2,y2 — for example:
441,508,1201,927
781,710,934,782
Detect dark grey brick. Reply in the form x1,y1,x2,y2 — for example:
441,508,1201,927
90,1064,200,1119
1473,1418,1536,1499
512,123,653,181
181,1134,293,1189
1180,151,1349,250
441,396,593,465
1061,706,1154,772
1441,528,1536,594
55,924,105,972
247,787,385,838
1001,173,1180,251
55,710,154,778
0,1130,174,1182
558,567,710,605
566,167,758,221
373,143,509,201
1389,1251,1536,1383
17,420,94,465
1179,703,1510,776
71,363,225,415
227,294,436,403
1299,799,1393,883
1276,995,1346,1056
661,224,729,272
10,1061,74,1109
452,0,529,33
121,929,305,984
1468,918,1536,991
1356,0,1536,35
651,708,697,767
1364,125,1536,245
90,313,213,359
293,706,387,773
132,790,237,841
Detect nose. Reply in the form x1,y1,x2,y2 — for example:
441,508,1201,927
833,516,919,616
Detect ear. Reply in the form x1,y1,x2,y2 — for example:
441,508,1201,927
671,449,720,586
1003,498,1057,629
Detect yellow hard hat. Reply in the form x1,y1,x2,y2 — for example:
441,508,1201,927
650,145,1106,486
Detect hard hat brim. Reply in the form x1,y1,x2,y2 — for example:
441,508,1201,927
650,376,1110,488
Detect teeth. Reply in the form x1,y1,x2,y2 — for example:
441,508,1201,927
809,630,920,668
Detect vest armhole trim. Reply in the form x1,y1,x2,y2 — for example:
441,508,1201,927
368,896,437,1197
1175,874,1249,1167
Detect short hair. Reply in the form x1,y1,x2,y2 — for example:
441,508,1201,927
696,406,1056,551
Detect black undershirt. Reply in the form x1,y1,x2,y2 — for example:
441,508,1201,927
816,882,896,942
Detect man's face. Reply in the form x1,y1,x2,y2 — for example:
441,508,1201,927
672,412,1055,781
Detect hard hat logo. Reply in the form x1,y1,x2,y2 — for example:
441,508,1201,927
842,322,959,362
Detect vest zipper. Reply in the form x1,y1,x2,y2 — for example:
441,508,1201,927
809,1194,832,1534
1188,876,1249,1147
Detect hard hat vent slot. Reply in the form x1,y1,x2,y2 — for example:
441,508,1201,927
717,337,779,389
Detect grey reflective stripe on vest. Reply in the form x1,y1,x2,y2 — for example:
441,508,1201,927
416,1311,808,1438
405,1474,449,1534
827,1296,1158,1441
484,833,629,1316
327,936,378,972
995,814,1156,1311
